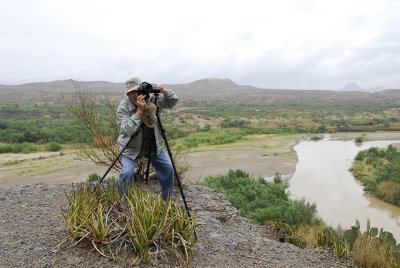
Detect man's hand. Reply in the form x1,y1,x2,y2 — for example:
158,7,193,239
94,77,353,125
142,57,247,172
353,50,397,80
135,95,147,118
157,84,168,95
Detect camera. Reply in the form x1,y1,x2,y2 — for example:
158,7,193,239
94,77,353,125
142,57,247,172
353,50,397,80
137,82,161,100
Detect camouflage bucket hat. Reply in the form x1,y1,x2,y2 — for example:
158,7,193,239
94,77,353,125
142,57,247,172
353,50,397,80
125,77,142,95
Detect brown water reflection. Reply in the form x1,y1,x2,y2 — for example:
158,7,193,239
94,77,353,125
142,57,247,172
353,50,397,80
288,135,400,241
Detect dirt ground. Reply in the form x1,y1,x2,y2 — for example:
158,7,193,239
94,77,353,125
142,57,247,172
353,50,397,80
184,133,305,182
0,150,119,188
1,131,399,188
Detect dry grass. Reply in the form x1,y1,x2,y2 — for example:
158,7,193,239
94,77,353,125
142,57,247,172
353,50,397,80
295,225,319,248
352,236,399,268
376,181,400,204
267,222,350,259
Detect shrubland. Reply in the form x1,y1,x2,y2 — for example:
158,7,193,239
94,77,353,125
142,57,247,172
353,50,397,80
1,98,400,153
350,145,400,206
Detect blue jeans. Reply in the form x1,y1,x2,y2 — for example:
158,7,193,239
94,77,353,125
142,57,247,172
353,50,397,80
118,148,174,200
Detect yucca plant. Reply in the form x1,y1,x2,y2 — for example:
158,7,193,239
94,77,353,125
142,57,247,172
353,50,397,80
64,183,95,238
266,220,305,248
125,185,195,263
316,228,336,248
61,182,196,265
333,237,350,258
333,225,350,258
90,202,108,242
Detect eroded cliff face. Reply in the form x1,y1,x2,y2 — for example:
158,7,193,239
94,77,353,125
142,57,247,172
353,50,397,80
0,182,350,267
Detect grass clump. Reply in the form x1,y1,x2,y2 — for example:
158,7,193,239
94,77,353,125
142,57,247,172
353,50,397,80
311,135,322,141
87,173,100,182
353,236,399,268
355,136,363,143
61,182,196,265
46,142,62,151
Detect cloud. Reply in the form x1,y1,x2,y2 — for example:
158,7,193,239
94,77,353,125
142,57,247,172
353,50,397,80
0,0,399,89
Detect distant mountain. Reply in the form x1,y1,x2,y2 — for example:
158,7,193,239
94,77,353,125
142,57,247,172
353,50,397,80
1,78,400,105
340,82,385,93
165,78,261,95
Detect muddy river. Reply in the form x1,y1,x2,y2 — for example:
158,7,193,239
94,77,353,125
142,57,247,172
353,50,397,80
287,135,400,241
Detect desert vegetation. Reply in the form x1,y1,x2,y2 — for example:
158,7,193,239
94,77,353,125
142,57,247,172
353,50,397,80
2,99,400,154
0,101,91,145
350,145,400,206
200,169,400,267
197,169,321,226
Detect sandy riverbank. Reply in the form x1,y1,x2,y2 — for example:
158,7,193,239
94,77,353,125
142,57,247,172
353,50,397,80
184,133,304,182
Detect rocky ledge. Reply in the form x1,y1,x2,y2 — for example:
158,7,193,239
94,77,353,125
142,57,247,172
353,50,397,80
0,182,351,267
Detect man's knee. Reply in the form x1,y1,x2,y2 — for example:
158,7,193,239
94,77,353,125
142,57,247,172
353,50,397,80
119,165,135,183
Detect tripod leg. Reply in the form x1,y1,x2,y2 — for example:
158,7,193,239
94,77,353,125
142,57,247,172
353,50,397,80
98,135,134,185
145,156,151,183
144,133,154,184
154,111,198,240
150,94,197,240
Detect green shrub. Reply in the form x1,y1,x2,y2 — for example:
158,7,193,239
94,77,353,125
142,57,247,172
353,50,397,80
351,145,400,206
47,142,62,152
199,169,321,226
311,135,322,141
316,125,328,133
220,118,249,128
273,172,282,184
355,150,367,161
355,136,363,143
87,173,100,182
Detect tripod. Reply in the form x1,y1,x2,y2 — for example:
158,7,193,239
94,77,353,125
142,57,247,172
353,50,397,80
99,93,197,240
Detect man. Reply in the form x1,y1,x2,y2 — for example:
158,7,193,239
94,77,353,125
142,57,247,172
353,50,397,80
117,77,178,199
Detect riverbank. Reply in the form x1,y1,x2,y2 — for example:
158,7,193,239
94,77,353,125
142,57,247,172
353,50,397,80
329,131,400,141
349,144,400,208
184,133,304,182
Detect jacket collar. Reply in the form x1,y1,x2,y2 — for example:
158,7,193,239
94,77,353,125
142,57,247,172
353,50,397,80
125,96,137,112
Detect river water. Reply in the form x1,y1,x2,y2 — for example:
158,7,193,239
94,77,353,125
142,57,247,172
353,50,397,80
287,135,400,241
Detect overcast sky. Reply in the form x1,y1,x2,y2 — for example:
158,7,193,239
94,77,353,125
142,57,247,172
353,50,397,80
1,0,399,90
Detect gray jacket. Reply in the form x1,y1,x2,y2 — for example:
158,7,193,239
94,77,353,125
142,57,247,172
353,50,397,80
117,90,178,160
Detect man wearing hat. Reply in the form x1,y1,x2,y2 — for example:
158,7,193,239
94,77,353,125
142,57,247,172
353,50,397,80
117,77,179,199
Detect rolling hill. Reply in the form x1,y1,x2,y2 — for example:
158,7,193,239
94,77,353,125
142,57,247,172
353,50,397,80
1,78,400,105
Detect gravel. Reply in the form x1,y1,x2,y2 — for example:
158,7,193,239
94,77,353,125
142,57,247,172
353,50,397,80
0,182,352,267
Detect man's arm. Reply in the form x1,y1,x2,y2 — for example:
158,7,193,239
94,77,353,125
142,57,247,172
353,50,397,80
155,84,179,109
117,103,142,137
